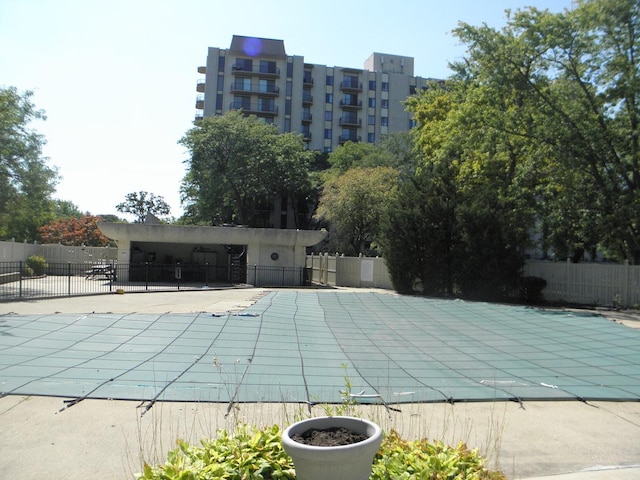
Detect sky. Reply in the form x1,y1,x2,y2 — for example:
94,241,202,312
1,0,575,220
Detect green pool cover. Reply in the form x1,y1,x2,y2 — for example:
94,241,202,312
1,292,639,406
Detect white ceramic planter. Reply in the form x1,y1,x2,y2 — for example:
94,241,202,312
281,416,382,480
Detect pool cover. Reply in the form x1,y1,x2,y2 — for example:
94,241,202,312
1,291,639,407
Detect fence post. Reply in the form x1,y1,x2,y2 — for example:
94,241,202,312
68,262,72,296
145,262,149,291
566,258,571,303
205,262,209,287
624,260,630,307
19,260,23,298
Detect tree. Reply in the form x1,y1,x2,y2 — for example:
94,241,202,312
381,74,531,299
38,215,110,246
451,0,640,262
53,200,83,219
315,166,399,255
116,191,171,223
0,87,59,240
380,162,459,295
179,111,313,227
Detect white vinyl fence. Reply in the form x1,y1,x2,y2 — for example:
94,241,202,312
308,254,640,308
524,260,640,308
306,253,393,289
0,240,117,264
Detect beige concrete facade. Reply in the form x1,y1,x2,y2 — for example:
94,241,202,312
195,35,437,153
97,222,326,284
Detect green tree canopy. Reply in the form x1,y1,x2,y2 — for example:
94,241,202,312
179,111,313,227
315,166,399,255
116,191,171,223
450,0,640,262
0,86,59,241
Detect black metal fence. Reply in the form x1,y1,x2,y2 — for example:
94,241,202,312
0,261,310,302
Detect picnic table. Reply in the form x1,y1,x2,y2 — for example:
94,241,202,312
85,263,117,281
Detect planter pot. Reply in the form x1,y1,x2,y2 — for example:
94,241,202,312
282,416,382,480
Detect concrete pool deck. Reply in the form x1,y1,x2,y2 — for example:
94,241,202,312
1,288,639,479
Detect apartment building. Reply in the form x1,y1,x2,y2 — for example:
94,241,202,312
195,35,434,152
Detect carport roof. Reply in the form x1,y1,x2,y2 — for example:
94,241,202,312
97,223,327,247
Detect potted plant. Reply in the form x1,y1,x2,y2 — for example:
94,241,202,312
281,416,382,480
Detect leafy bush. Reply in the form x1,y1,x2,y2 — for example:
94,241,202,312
372,430,506,480
26,255,47,276
137,424,505,480
519,276,547,304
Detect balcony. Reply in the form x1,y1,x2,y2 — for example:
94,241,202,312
340,79,362,92
230,82,279,96
302,131,312,142
197,66,206,74
303,75,313,87
194,114,204,122
338,135,361,144
231,64,280,77
195,95,204,110
339,116,361,127
196,79,206,92
302,112,312,123
339,99,362,110
302,92,313,105
230,100,278,116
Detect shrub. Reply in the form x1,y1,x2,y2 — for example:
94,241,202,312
137,424,506,480
26,255,48,276
519,276,547,304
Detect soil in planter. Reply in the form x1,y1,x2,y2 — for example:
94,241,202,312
291,427,368,446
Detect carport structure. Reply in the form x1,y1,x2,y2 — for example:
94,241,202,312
1,291,639,411
97,222,326,285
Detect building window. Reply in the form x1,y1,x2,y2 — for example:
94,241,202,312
342,93,359,106
381,82,389,91
217,75,225,91
381,116,389,126
325,111,332,121
234,76,250,91
324,129,332,139
381,99,389,109
216,93,223,110
218,55,225,72
368,132,375,143
369,80,376,90
286,80,292,96
285,99,291,115
284,118,291,132
258,97,275,112
232,96,250,110
368,115,375,125
409,85,417,95
326,75,334,86
287,62,293,78
235,58,253,71
260,60,277,74
303,70,313,84
368,98,376,108
326,93,333,103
